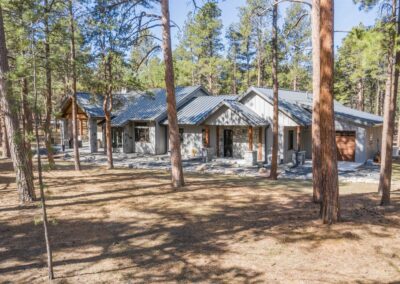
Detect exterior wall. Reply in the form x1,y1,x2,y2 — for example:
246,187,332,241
180,125,204,158
204,105,250,126
155,123,167,154
134,122,156,155
366,125,382,160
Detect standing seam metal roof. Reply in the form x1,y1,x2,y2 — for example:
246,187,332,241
244,87,383,126
111,86,203,127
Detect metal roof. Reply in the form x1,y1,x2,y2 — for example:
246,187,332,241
76,92,105,118
162,95,237,125
111,85,205,127
222,100,268,126
243,87,383,126
163,95,267,126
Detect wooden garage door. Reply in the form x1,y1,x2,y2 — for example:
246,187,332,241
336,131,356,162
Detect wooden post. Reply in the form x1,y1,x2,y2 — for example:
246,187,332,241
297,126,301,152
205,126,210,147
258,127,262,160
216,126,220,157
248,126,253,151
79,119,83,137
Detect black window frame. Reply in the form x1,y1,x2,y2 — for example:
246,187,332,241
288,130,294,150
135,125,150,143
179,128,184,143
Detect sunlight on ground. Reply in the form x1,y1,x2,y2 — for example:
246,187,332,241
0,159,399,283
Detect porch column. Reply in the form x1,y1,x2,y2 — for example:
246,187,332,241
297,126,301,151
248,126,253,151
123,123,134,153
258,127,263,161
88,118,98,153
216,126,220,157
205,126,210,147
80,119,84,137
61,118,68,149
102,125,107,153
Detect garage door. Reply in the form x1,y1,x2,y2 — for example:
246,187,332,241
336,131,356,162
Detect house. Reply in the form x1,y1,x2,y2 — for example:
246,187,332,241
58,85,383,164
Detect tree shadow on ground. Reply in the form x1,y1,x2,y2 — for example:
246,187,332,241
1,159,400,283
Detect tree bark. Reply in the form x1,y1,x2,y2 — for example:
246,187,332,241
378,0,400,206
69,0,81,171
375,81,381,116
0,6,35,203
44,0,55,168
161,0,185,188
33,52,54,280
357,79,364,111
312,0,322,203
269,0,279,180
103,55,114,170
320,0,339,224
21,78,33,170
0,103,10,158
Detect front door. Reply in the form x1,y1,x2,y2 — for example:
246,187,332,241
224,129,233,157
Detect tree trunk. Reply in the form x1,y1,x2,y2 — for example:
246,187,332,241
69,0,81,171
269,0,279,180
0,6,35,203
375,82,381,115
312,0,322,203
161,0,185,188
21,78,33,170
357,79,364,111
320,0,339,224
44,0,55,168
33,52,54,279
0,103,10,158
378,0,400,206
103,55,114,170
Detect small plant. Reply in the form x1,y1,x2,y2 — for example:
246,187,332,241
192,148,198,157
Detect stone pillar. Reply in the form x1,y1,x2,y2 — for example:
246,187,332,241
88,118,98,153
123,123,134,153
61,119,69,149
258,127,263,161
102,124,107,153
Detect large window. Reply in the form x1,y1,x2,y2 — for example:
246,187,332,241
112,128,123,148
179,128,184,143
288,130,294,150
135,123,150,142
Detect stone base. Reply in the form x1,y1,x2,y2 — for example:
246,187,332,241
244,151,257,166
202,147,214,163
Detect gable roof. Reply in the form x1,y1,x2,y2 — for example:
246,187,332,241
241,87,383,127
60,92,105,118
111,85,206,127
163,95,237,125
163,95,267,126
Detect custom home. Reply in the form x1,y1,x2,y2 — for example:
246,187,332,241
59,85,383,164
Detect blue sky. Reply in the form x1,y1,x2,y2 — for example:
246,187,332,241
156,0,380,50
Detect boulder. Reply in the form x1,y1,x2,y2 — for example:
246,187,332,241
196,164,207,171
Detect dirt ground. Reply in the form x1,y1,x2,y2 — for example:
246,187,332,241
0,159,400,284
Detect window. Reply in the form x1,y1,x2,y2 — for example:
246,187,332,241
288,130,294,150
179,128,184,143
135,125,150,142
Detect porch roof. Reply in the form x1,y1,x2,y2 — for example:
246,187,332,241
162,95,267,127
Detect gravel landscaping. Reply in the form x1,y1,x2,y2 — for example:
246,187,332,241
58,145,381,183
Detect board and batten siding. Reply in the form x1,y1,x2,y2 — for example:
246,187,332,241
241,91,299,163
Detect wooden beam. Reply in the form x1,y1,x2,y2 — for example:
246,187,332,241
258,127,263,161
216,126,220,157
80,119,84,136
248,126,253,151
297,126,301,151
205,126,210,147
